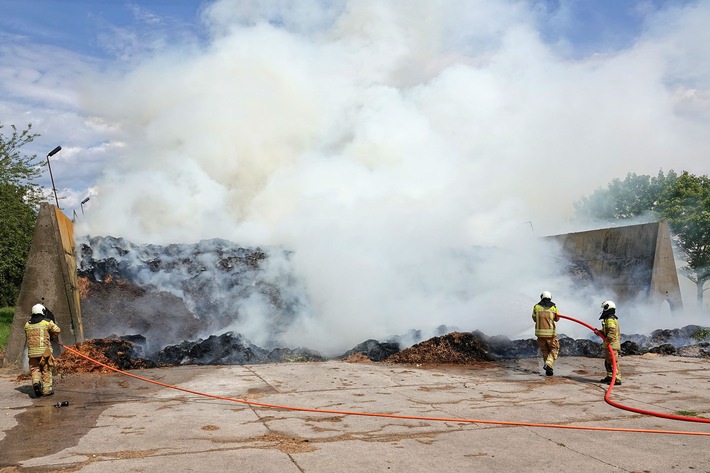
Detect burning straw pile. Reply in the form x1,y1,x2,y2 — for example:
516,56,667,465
386,332,496,364
56,339,156,374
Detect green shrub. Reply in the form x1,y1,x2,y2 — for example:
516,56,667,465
0,307,14,351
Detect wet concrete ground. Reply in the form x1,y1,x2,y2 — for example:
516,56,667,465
1,355,709,472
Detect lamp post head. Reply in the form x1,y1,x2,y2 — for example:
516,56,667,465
81,196,91,205
46,146,62,208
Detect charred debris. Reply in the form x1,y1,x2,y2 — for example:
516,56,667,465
63,235,710,374
56,326,710,374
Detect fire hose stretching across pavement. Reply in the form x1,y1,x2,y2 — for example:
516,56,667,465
58,313,710,437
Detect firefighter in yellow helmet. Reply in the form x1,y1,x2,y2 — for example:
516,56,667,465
532,291,559,376
599,300,621,386
24,303,61,397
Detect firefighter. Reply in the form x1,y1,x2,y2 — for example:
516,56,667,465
24,303,61,397
599,300,622,386
532,291,560,376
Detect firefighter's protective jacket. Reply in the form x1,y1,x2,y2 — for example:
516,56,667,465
601,316,620,350
24,319,61,358
532,300,559,338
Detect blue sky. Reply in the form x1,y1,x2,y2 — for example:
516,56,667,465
0,1,682,61
2,1,205,55
1,1,688,60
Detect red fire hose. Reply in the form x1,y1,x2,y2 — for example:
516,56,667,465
557,313,710,424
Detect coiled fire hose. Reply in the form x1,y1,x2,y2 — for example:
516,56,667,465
57,313,710,437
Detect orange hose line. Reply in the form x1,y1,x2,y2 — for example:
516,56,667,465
557,314,710,424
58,343,710,437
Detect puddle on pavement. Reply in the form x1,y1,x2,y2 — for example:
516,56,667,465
1,366,206,468
0,378,109,466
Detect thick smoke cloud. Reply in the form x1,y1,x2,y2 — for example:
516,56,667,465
71,0,710,353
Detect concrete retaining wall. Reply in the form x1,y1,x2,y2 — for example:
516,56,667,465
547,221,683,312
2,203,84,368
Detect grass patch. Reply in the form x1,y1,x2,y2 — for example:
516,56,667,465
691,328,710,342
675,410,705,418
0,307,14,352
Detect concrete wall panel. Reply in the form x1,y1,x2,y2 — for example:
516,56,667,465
2,203,84,368
547,221,682,312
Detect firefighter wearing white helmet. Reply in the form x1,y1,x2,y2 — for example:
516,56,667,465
532,291,559,376
599,300,621,386
24,303,61,397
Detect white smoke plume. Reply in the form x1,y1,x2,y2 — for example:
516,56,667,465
71,0,710,354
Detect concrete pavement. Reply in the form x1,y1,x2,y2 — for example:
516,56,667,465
1,354,709,472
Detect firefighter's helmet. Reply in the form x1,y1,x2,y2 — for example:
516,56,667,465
31,304,46,315
540,291,552,300
601,300,616,311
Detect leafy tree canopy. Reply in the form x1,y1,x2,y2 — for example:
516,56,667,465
573,170,677,221
0,123,42,206
0,122,42,307
656,172,710,287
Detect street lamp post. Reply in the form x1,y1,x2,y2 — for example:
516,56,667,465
81,196,90,215
524,220,535,235
46,146,62,208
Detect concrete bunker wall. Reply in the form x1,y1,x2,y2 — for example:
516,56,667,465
2,203,84,368
547,221,683,312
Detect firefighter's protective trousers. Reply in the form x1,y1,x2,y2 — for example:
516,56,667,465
601,317,621,381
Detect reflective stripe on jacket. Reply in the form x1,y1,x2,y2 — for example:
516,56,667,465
601,317,621,349
24,319,60,358
532,304,559,338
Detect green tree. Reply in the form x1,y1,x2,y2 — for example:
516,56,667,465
574,169,710,309
573,170,677,221
656,172,710,307
0,123,42,307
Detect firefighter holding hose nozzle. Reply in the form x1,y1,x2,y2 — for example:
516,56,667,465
24,303,61,397
599,300,622,386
